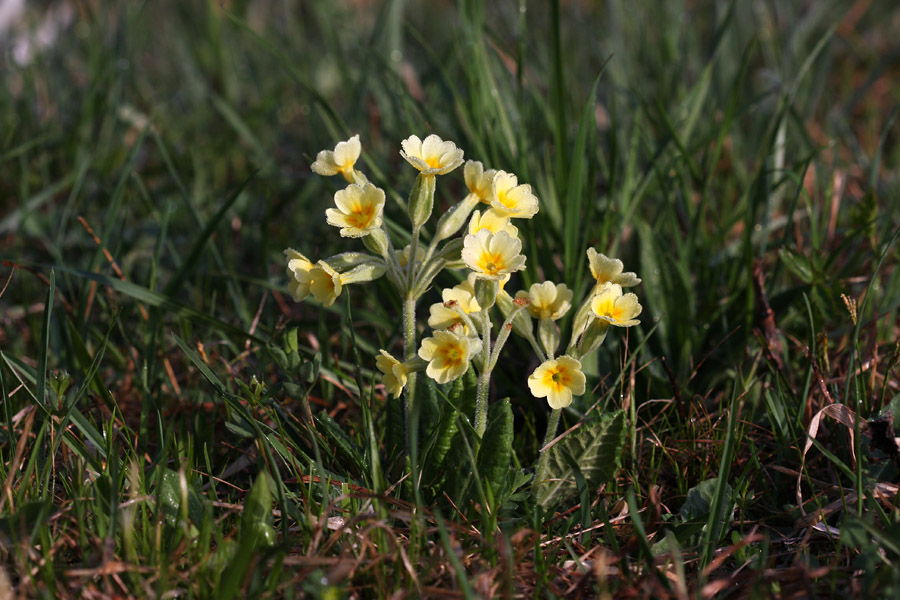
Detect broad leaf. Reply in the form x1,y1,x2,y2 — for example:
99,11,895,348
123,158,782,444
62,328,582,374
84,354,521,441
476,398,514,501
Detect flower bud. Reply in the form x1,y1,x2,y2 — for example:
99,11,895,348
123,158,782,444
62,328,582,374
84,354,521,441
473,277,499,310
433,193,480,242
408,172,436,229
538,317,560,357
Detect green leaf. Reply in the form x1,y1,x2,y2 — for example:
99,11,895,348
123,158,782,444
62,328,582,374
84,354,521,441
476,398,514,501
779,248,815,284
536,411,626,508
218,473,276,600
314,412,365,476
680,478,734,524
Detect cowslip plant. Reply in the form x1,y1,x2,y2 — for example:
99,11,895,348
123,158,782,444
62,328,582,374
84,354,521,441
286,133,642,503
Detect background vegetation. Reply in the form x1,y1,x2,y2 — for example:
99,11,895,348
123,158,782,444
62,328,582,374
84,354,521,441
1,0,899,596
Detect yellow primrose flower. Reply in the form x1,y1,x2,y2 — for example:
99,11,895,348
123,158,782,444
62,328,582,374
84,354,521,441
308,261,343,307
461,230,526,280
418,330,482,384
516,281,573,320
325,183,385,238
284,248,314,301
490,170,539,219
375,350,408,399
427,276,481,332
590,282,642,327
464,160,497,203
587,249,641,288
400,134,464,175
394,244,426,268
527,356,586,409
310,134,362,182
468,208,519,239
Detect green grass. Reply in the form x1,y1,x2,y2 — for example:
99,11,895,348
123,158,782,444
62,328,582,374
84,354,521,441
2,0,900,597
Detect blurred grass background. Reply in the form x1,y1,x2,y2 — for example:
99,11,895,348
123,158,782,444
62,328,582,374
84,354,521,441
1,0,900,596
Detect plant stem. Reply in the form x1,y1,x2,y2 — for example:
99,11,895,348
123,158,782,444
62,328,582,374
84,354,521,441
402,294,418,426
474,307,492,437
535,408,561,486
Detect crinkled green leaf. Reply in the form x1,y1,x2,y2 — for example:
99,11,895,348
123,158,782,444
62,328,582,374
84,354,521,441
476,398,514,500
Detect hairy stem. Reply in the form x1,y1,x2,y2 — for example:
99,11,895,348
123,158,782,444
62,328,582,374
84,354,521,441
535,408,561,486
474,308,492,437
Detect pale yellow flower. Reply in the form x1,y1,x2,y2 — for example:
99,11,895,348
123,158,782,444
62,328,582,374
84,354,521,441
490,171,539,219
284,248,314,301
308,261,343,307
516,282,573,320
461,230,526,280
587,249,641,288
590,283,642,327
427,276,481,332
400,134,464,175
418,330,482,384
464,160,497,203
311,134,362,182
325,183,385,238
527,356,586,409
394,244,426,268
375,350,408,399
468,208,519,239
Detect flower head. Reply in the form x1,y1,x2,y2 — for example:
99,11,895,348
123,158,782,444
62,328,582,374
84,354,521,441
527,356,586,409
325,183,385,238
418,330,482,384
308,261,343,307
284,248,314,301
490,171,539,219
428,276,481,332
461,230,526,280
516,281,573,320
311,134,362,182
587,249,641,288
590,283,642,327
394,244,426,269
464,160,497,203
375,350,408,399
400,134,464,175
468,208,519,239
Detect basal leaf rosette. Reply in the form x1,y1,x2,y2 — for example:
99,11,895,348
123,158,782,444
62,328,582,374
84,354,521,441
325,183,385,238
461,230,526,280
528,356,587,409
490,171,539,219
311,134,362,182
587,249,641,289
400,134,464,176
418,330,482,384
590,282,642,327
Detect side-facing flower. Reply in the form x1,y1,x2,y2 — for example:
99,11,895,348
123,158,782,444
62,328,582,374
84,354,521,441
427,276,481,332
284,248,314,301
527,356,586,409
468,208,519,239
490,171,539,219
400,134,464,175
461,229,526,280
587,249,641,288
375,350,408,399
311,134,362,182
516,282,573,320
308,261,343,307
464,160,497,203
590,282,642,327
418,330,482,384
325,183,385,238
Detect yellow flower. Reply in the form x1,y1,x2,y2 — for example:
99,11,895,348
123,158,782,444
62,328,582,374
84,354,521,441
394,244,426,268
375,350,408,399
311,134,362,182
325,183,385,238
590,283,642,327
464,160,497,203
468,208,519,239
490,171,539,219
516,282,573,320
418,330,482,384
284,248,314,301
461,230,526,280
400,134,464,175
587,249,641,288
427,276,481,332
308,261,343,307
527,356,586,409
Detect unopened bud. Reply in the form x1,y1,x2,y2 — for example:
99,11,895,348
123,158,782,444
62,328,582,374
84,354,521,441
473,277,499,310
433,193,480,242
408,172,436,229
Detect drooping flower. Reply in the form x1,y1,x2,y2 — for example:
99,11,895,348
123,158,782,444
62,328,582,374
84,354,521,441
400,134,464,175
468,208,519,239
284,248,314,301
325,183,385,238
590,282,642,327
464,160,497,203
461,230,526,280
310,134,362,182
375,350,408,399
516,282,573,320
527,356,586,409
308,261,343,307
587,249,641,288
490,171,539,219
427,276,482,332
418,330,482,384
